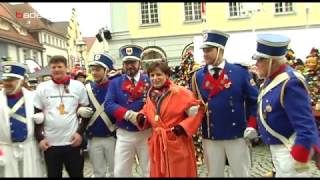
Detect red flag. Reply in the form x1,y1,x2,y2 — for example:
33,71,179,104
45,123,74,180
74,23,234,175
201,1,206,22
201,2,206,15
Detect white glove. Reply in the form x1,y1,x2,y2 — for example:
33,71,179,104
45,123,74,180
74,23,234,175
243,127,258,140
124,110,139,127
77,107,94,118
185,105,200,117
32,112,45,124
294,160,310,173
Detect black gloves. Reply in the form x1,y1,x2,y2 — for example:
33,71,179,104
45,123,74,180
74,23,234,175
172,125,186,136
77,118,90,135
34,123,45,142
137,114,146,127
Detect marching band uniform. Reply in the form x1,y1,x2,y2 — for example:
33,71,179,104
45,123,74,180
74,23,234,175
85,53,117,177
191,30,259,177
0,62,43,177
105,45,151,177
253,34,320,177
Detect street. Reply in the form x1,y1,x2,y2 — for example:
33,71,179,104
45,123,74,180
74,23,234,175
62,144,320,177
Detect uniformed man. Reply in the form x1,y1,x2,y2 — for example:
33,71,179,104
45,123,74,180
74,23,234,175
84,53,117,177
0,62,43,177
253,34,320,177
191,30,259,177
105,45,151,177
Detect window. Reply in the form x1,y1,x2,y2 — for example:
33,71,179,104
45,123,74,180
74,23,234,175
32,50,38,60
44,34,47,43
0,19,10,30
229,2,246,17
275,2,293,14
48,35,51,44
19,28,27,36
23,49,30,60
47,34,50,44
184,2,202,21
141,2,159,25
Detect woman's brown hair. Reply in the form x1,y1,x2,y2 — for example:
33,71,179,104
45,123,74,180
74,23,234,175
147,61,172,76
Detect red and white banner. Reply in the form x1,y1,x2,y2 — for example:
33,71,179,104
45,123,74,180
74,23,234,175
25,59,41,73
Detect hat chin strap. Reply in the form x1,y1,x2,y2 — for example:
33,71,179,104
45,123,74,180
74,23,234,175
7,79,23,95
102,70,109,82
96,70,108,84
212,48,222,66
267,58,273,78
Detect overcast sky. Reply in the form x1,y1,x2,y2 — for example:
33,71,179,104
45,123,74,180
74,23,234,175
27,3,111,37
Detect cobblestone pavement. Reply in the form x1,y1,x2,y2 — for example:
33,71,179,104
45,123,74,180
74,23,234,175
62,144,320,177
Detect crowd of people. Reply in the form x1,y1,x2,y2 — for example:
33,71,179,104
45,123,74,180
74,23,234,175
0,30,319,178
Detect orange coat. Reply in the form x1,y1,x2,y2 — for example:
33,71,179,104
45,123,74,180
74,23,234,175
140,82,204,177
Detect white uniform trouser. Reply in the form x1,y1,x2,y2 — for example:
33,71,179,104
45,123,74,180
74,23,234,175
203,138,251,177
270,145,310,177
88,136,116,177
114,128,151,177
0,143,24,177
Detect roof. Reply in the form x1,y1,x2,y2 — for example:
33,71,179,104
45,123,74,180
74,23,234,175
0,3,16,20
83,37,96,51
0,4,43,49
6,3,66,38
0,24,43,49
51,21,69,36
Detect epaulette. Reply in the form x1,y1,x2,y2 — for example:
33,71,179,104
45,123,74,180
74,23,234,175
108,72,122,80
234,63,249,69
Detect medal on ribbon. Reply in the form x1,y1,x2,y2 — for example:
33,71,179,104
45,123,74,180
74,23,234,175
57,103,67,115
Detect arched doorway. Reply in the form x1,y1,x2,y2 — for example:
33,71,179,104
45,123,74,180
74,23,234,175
141,46,167,71
181,42,194,59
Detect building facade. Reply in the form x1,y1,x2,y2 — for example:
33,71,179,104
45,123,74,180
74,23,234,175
63,8,85,70
83,36,108,65
7,3,68,67
108,2,320,67
0,3,43,66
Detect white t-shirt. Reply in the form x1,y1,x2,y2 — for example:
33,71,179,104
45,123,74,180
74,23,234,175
34,79,89,146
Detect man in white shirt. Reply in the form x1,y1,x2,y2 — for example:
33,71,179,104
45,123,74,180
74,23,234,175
33,55,92,177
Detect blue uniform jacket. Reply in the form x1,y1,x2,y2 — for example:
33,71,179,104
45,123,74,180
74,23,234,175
104,73,150,132
257,65,320,162
193,61,258,140
86,81,116,138
7,93,27,142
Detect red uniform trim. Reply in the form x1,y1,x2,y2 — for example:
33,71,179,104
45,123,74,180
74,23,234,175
6,91,23,99
270,64,287,80
247,116,257,129
291,144,310,163
114,107,128,121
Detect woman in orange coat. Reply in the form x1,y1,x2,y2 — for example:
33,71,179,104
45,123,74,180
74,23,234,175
136,61,205,177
